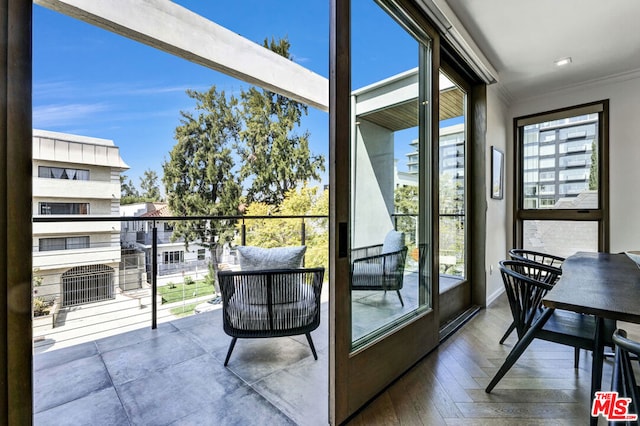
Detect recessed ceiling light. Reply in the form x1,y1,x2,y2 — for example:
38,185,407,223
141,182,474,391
555,57,572,67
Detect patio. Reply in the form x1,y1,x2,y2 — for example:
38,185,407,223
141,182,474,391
34,302,329,426
34,291,637,425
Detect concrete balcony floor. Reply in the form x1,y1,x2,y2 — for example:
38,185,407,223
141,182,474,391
33,273,466,425
34,303,329,425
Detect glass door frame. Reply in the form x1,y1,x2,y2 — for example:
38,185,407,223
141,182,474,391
437,62,473,333
330,0,441,423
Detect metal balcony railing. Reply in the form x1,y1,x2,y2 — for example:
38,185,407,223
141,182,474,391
31,214,327,352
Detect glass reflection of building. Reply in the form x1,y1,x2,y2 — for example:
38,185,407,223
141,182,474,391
522,114,598,209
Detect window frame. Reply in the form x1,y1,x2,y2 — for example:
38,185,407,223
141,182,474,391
39,236,90,251
38,166,90,180
513,100,609,252
39,202,90,215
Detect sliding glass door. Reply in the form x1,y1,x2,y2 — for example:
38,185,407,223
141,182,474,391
330,1,440,423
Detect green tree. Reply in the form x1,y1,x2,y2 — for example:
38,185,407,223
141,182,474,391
163,86,243,293
439,172,465,275
238,37,325,206
241,185,328,269
120,174,142,205
140,169,162,201
394,185,418,248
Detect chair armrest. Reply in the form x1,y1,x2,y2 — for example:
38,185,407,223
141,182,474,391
351,247,408,275
351,248,402,265
351,244,383,261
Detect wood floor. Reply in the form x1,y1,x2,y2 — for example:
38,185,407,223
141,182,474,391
346,293,640,425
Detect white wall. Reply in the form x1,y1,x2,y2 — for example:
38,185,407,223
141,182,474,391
485,85,510,304
509,72,640,254
352,119,396,248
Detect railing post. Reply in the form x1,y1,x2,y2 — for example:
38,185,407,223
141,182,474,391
152,222,158,329
241,218,246,246
301,218,306,267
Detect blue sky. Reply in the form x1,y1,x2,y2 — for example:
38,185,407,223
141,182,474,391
33,1,437,189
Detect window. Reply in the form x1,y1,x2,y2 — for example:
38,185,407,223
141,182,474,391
39,202,89,215
515,100,608,255
197,249,206,261
38,166,89,180
163,223,174,232
39,236,89,251
163,251,184,264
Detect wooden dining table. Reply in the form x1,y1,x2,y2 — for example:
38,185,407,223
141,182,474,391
542,251,640,425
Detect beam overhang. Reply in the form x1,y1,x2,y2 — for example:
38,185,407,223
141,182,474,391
35,0,329,111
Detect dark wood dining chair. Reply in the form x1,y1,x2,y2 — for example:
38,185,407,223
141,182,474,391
611,329,640,422
499,249,565,344
508,248,566,269
486,260,616,393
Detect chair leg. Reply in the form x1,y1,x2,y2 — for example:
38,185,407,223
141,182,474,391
396,290,404,306
499,322,516,344
574,348,580,368
224,337,238,366
305,332,318,360
486,308,553,393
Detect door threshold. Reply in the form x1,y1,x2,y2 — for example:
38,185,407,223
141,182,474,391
439,305,480,342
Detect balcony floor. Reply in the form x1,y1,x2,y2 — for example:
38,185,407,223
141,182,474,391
34,303,328,426
35,291,634,425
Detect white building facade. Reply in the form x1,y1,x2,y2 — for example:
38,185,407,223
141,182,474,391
120,202,215,286
32,129,129,308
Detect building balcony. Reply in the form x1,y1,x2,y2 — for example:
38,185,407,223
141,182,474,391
30,214,469,424
33,177,120,200
33,245,121,270
33,220,121,235
31,284,617,425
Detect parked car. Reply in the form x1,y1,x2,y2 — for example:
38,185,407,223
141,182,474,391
194,296,221,314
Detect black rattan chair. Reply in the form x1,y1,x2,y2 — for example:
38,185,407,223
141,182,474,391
218,267,324,366
351,244,408,306
486,260,616,393
499,249,566,344
611,329,640,423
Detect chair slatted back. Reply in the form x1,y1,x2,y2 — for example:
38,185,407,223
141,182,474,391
499,260,561,339
509,249,565,270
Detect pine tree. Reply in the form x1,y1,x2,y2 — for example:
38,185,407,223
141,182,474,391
120,175,141,205
238,37,325,206
162,86,242,294
139,169,162,201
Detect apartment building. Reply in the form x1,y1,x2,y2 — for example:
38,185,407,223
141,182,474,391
32,129,129,308
522,113,598,208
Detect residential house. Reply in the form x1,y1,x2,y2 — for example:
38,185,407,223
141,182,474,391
120,202,215,285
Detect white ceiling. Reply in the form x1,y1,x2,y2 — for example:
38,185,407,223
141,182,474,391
445,0,640,101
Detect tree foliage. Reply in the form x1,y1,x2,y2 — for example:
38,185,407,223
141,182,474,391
120,175,141,205
238,37,325,206
140,169,162,201
241,185,328,269
120,170,163,204
162,86,242,264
